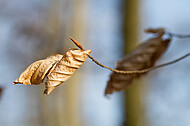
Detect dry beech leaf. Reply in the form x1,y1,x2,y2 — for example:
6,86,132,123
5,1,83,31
13,49,91,95
44,49,92,95
105,29,171,95
13,53,63,85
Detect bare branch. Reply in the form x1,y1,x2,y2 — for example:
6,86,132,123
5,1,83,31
69,35,190,74
144,28,190,38
88,53,190,74
167,32,190,38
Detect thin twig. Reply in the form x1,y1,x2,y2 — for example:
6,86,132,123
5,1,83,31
167,32,190,38
69,36,190,74
88,53,190,74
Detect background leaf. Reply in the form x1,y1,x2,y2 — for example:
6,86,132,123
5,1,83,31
105,31,171,95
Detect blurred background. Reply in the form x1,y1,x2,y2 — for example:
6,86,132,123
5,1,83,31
0,0,190,126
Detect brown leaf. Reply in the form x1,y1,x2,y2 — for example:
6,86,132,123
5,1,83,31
44,49,92,95
13,53,63,85
13,49,91,95
105,30,171,95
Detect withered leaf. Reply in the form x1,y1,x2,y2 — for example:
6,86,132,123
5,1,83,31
105,29,171,95
44,49,92,95
13,53,63,85
13,49,92,95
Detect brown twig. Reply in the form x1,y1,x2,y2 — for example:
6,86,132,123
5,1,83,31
69,36,190,74
144,28,190,38
88,53,190,74
167,32,190,38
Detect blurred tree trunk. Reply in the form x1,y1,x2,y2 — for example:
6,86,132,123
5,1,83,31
123,0,148,126
39,0,88,126
40,0,67,126
63,0,88,126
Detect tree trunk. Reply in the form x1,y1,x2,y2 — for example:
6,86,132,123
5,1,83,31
123,0,148,126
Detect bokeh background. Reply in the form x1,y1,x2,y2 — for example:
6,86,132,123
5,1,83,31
1,0,190,126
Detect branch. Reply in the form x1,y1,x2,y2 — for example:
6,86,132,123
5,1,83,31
69,36,190,74
88,53,190,74
167,32,190,38
144,28,190,38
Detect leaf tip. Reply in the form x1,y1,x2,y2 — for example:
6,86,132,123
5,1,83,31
43,89,48,95
13,79,19,85
86,49,92,54
44,86,55,95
